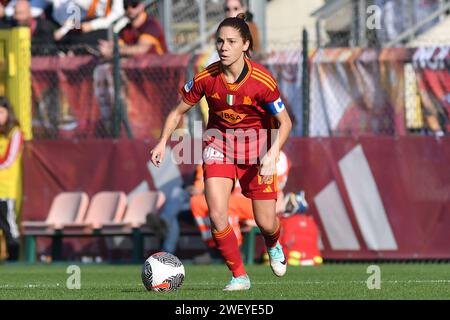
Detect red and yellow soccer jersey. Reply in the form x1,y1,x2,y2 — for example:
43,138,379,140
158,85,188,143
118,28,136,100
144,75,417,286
181,58,286,163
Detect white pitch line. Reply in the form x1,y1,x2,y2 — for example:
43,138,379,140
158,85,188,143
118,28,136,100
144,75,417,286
0,280,449,290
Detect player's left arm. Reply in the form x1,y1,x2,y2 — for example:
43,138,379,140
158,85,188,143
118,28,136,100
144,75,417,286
269,108,292,158
263,94,292,159
260,96,292,180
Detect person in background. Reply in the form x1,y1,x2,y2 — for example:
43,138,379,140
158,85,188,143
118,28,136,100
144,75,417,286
224,0,261,58
53,0,124,50
0,96,24,261
13,0,57,55
99,0,167,58
5,0,48,19
0,1,11,28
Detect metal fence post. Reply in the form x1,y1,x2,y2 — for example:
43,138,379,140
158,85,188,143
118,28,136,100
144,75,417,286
249,0,267,51
198,0,207,50
162,0,173,52
112,31,133,138
302,28,310,137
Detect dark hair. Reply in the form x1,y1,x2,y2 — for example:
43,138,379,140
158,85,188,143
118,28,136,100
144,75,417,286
123,0,141,8
216,13,253,58
0,96,20,136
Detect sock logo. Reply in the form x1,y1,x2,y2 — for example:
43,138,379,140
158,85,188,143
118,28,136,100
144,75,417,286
225,260,235,267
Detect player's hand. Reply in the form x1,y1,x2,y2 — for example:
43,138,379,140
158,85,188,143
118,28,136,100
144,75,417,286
150,142,165,167
81,22,93,33
259,151,278,184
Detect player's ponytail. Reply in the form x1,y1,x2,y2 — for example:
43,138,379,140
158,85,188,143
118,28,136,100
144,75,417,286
216,13,254,58
236,12,246,20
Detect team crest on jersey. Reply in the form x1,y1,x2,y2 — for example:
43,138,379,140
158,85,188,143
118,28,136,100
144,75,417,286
184,80,194,92
226,94,235,106
215,109,246,124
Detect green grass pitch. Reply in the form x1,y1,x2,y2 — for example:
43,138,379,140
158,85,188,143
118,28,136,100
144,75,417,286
0,263,449,300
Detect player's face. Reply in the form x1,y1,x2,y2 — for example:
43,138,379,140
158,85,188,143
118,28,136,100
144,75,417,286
216,26,249,67
0,106,8,126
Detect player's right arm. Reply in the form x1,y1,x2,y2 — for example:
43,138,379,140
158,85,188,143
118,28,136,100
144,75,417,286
150,100,193,167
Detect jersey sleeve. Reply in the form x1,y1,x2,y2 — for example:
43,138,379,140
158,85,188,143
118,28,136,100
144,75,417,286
260,85,286,116
180,75,205,106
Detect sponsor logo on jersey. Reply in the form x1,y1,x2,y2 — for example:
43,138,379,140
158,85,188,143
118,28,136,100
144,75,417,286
215,109,247,124
184,80,194,92
226,94,235,106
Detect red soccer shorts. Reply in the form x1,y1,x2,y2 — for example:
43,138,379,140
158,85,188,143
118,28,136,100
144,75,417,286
203,163,278,200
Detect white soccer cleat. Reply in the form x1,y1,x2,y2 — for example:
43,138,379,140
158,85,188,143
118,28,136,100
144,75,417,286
223,275,251,291
267,242,287,277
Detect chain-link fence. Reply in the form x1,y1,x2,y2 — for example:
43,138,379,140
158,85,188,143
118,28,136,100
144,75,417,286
27,0,450,139
312,0,450,48
30,47,191,140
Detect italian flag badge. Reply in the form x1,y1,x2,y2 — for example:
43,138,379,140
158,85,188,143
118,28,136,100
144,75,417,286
226,94,235,106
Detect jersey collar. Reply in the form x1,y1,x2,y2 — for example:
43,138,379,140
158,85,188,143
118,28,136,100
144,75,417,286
219,58,253,92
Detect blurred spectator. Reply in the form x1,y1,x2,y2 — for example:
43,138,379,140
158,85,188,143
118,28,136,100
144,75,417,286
0,1,11,28
13,0,58,55
374,0,440,45
5,0,48,18
99,0,167,59
224,0,261,58
54,0,124,52
202,0,262,73
0,96,24,261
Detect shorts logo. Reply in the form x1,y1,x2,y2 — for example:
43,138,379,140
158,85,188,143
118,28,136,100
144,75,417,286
215,109,247,124
203,146,225,162
258,175,274,185
184,80,194,92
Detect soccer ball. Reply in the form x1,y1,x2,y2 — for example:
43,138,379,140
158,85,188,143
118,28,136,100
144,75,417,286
141,252,185,292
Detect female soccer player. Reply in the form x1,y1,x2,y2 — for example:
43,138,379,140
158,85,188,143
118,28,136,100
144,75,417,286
150,13,292,291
